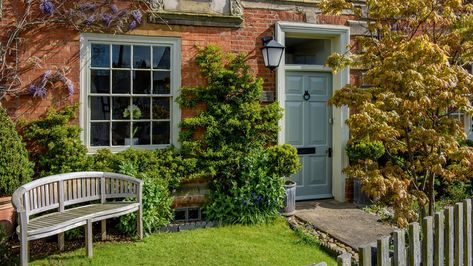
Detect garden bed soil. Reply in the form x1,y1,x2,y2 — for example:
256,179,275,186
5,226,134,263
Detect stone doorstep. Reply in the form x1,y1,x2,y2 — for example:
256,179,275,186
294,200,396,251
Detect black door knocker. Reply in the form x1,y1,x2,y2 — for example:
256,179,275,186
303,90,311,101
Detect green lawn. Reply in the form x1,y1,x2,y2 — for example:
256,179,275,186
32,218,336,266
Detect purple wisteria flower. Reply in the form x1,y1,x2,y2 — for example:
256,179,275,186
111,4,119,14
102,13,113,27
128,20,137,30
39,0,55,15
42,70,52,82
65,79,74,96
79,2,96,12
131,10,142,23
85,15,95,25
28,84,47,98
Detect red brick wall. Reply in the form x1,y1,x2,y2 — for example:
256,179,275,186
1,1,353,121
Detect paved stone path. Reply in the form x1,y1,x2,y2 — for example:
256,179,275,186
295,199,396,249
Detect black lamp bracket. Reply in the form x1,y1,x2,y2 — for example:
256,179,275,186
262,36,273,46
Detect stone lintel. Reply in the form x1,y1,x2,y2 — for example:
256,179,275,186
148,11,244,28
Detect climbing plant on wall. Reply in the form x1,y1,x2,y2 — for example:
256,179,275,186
0,0,145,100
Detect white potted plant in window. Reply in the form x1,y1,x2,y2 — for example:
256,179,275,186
123,104,141,145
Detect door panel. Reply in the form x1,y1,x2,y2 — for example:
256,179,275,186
285,102,303,146
308,102,327,145
309,156,327,185
285,71,332,200
286,74,304,94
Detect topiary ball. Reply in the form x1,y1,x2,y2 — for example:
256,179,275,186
0,105,33,196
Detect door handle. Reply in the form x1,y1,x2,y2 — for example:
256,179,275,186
327,148,332,158
303,90,310,101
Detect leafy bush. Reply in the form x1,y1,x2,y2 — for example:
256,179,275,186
267,144,301,178
178,46,300,225
0,105,33,195
116,162,172,235
20,105,91,177
346,140,385,163
177,45,283,179
204,148,286,224
91,147,198,190
91,148,196,234
436,180,472,207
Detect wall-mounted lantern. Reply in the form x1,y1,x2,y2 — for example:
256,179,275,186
261,37,285,71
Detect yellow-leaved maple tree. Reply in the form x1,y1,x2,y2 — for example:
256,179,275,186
320,0,473,227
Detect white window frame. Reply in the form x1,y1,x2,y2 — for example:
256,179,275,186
79,33,181,153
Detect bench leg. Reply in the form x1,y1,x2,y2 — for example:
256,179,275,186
137,207,143,239
20,232,28,266
86,219,93,257
58,232,65,251
101,220,107,241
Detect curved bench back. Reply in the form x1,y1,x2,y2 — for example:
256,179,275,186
12,172,143,218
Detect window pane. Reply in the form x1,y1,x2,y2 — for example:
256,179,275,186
112,70,131,94
133,97,150,120
285,38,331,65
153,47,171,69
153,71,171,94
90,122,110,146
152,121,170,144
133,46,151,69
91,44,110,68
133,122,151,145
133,71,151,94
112,122,130,146
91,70,110,93
112,97,130,120
152,97,170,119
112,45,131,68
91,97,110,120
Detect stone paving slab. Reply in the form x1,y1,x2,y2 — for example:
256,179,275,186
295,199,396,249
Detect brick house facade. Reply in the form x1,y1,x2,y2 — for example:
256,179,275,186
1,0,363,202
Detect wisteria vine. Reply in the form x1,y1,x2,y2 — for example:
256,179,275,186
0,0,146,100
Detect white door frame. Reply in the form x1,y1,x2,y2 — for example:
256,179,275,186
275,22,350,202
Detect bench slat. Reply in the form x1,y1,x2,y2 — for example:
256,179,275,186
26,203,139,235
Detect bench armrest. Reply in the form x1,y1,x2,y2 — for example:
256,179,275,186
12,187,27,213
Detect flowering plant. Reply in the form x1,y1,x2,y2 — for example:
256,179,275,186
28,68,74,98
123,104,142,120
1,1,145,100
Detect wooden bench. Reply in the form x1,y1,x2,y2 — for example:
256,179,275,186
11,172,144,266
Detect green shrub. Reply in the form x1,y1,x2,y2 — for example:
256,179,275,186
267,144,301,178
91,147,198,190
21,105,91,177
436,180,471,207
177,45,283,179
91,149,194,234
116,162,172,235
0,105,33,195
204,148,286,224
346,140,385,162
178,46,302,225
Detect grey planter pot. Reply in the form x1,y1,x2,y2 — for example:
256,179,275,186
282,180,296,216
353,178,372,206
